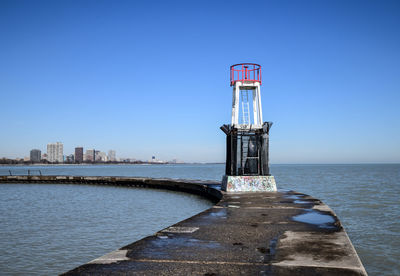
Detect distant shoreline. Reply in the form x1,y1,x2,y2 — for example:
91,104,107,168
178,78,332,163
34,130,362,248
1,162,398,167
0,162,225,167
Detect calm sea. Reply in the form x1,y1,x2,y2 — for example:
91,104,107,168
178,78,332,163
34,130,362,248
0,163,399,275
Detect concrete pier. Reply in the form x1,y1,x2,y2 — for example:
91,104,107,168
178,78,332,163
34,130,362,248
0,175,367,275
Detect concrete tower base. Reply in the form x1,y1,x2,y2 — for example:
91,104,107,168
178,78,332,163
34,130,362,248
222,175,277,192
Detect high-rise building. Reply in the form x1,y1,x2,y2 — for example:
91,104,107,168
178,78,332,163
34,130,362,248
94,150,100,161
65,154,74,163
96,151,107,162
75,147,83,163
30,149,41,163
108,150,116,162
85,149,95,162
47,142,63,163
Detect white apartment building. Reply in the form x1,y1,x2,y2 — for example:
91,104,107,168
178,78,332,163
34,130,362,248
47,142,63,163
96,151,107,162
108,150,116,162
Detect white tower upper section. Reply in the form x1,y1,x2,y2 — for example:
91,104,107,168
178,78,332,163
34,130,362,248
230,63,263,130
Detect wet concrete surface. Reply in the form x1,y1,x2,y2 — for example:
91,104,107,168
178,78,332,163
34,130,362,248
63,188,367,275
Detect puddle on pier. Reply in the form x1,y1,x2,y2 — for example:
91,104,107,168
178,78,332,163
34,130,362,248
207,208,227,218
257,236,279,263
268,236,278,256
153,236,221,249
293,200,310,204
292,209,336,229
283,194,314,205
285,194,305,200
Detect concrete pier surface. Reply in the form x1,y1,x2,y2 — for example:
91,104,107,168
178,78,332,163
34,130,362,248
0,176,367,275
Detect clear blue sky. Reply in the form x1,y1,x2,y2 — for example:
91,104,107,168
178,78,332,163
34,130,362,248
1,0,399,163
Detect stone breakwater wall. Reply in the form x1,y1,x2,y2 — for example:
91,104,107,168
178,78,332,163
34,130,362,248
0,175,367,275
0,175,222,202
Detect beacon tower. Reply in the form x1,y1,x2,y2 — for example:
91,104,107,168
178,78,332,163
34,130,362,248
221,63,277,192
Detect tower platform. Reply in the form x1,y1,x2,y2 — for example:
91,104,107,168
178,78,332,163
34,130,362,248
222,175,277,192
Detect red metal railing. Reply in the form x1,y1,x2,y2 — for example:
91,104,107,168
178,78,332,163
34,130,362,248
230,63,261,86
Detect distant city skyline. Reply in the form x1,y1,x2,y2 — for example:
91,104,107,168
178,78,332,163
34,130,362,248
1,0,399,163
0,142,122,163
0,143,185,164
0,142,185,164
0,142,182,163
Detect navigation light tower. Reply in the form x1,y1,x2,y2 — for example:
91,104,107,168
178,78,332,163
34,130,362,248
220,63,277,192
